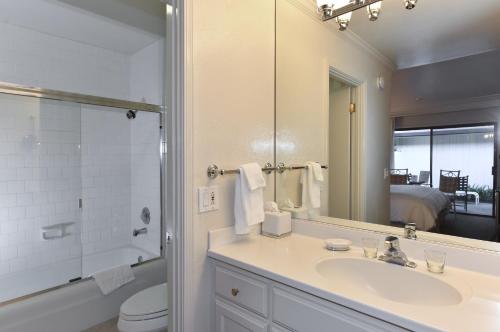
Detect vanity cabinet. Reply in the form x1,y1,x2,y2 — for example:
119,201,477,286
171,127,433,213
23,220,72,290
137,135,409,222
213,262,407,332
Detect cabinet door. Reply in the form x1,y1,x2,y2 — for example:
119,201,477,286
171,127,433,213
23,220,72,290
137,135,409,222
216,299,268,332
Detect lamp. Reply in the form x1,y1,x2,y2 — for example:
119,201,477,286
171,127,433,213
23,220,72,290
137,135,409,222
317,0,418,30
367,1,382,21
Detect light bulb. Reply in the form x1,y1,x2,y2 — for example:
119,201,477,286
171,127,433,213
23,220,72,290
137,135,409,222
317,0,334,18
404,0,417,10
367,1,382,21
333,0,352,31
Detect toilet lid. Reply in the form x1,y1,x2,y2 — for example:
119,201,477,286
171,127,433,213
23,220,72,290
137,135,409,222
120,283,168,320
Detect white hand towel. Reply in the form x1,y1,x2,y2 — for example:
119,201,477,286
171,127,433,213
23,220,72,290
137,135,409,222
243,163,266,190
310,162,324,182
301,161,323,209
93,264,135,295
234,163,266,235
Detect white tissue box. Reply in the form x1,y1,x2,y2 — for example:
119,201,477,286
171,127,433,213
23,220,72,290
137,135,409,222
262,211,291,238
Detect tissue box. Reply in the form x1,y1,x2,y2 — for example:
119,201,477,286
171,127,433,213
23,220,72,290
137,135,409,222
262,211,291,238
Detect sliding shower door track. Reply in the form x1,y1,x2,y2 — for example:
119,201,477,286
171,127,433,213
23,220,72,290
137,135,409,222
0,81,162,113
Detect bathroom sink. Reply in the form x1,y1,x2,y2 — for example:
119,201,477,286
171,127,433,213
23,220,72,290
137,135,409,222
316,258,462,306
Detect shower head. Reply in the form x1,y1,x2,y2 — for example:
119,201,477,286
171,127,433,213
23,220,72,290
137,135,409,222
126,110,137,119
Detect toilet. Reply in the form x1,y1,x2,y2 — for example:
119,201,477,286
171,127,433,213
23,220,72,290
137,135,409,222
117,283,168,332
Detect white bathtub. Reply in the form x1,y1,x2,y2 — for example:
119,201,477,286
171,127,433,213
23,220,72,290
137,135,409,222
82,246,156,277
0,245,157,304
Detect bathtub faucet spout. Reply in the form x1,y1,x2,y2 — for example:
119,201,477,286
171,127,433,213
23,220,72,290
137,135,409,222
133,227,148,237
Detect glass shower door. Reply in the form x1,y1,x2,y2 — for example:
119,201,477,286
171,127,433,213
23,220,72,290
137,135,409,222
0,94,82,302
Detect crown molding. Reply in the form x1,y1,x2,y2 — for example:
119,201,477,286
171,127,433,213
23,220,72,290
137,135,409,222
390,93,500,117
284,0,396,71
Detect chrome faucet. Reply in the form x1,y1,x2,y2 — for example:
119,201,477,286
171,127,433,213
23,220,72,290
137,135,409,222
404,222,417,240
133,227,148,237
378,236,417,268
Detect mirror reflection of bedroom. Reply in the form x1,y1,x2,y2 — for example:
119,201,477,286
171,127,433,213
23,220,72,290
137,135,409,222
275,0,500,245
388,12,500,242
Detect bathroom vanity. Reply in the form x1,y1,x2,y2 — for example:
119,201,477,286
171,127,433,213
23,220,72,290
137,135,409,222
208,221,500,332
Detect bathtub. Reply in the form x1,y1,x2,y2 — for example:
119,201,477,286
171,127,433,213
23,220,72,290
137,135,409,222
82,246,157,277
0,245,157,304
0,258,166,332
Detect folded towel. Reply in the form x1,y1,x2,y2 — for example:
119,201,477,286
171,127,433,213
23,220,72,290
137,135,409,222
234,163,266,235
310,162,324,182
243,163,266,190
301,161,323,209
93,264,135,295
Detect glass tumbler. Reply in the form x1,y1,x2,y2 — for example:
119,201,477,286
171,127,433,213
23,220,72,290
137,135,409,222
425,249,446,273
362,238,379,258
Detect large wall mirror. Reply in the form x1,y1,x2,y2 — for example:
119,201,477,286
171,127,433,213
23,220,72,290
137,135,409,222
275,0,500,250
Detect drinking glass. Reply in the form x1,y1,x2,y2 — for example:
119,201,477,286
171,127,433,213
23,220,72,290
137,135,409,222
362,238,379,258
425,249,446,273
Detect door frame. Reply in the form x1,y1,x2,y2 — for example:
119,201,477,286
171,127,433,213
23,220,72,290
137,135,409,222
328,66,366,221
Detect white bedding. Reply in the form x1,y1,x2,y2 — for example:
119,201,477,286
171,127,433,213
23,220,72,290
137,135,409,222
390,185,450,231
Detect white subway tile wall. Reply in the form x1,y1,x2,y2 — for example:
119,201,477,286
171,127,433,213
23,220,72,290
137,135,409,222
131,112,161,256
0,14,164,301
81,107,132,256
0,95,82,276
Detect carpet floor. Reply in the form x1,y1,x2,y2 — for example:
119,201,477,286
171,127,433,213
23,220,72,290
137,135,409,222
440,213,498,242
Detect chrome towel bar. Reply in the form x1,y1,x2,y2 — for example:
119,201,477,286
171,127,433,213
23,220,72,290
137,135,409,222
207,162,328,179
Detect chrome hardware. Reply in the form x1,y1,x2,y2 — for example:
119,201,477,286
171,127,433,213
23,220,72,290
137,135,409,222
208,162,274,179
378,236,417,268
207,162,328,179
276,162,287,174
133,227,148,237
140,207,151,225
404,223,417,240
231,288,239,297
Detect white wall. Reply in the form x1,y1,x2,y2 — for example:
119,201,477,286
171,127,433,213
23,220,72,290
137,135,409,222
130,39,165,105
275,0,394,224
188,0,275,331
0,22,130,100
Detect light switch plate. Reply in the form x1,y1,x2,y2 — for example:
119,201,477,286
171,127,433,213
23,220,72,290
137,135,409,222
198,185,219,213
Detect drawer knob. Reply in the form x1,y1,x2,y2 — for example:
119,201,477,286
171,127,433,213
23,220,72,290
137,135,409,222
231,288,239,297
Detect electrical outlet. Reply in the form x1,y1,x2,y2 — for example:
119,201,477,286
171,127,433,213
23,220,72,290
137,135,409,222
384,168,389,179
198,185,219,213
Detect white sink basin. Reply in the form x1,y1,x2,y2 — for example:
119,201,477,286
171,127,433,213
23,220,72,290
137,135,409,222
316,258,463,306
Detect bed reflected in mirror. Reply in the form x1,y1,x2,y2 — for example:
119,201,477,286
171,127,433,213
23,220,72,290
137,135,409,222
275,0,500,245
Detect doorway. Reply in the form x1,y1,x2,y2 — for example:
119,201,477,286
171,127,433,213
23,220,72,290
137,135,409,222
328,75,360,220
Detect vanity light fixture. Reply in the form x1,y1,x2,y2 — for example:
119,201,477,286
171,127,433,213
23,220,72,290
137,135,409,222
317,0,418,31
367,1,382,21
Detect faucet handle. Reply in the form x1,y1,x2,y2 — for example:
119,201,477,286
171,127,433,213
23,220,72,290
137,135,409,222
404,223,417,239
384,236,400,251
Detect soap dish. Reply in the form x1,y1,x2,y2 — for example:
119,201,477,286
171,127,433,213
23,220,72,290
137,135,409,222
325,238,352,251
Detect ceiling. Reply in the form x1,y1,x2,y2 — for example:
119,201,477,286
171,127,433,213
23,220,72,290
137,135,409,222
0,0,165,55
348,0,500,69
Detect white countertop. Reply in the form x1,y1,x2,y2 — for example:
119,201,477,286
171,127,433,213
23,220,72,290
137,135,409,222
208,233,500,332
